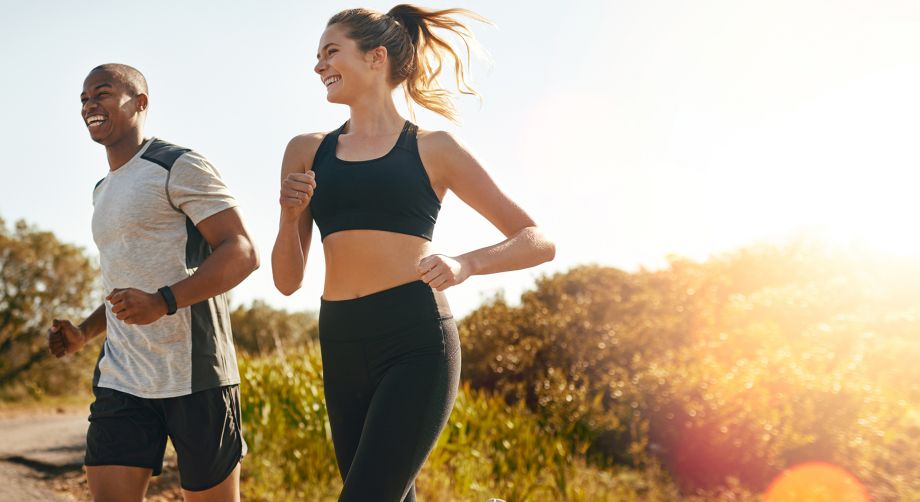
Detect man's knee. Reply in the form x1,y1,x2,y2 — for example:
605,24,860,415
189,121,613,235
85,464,152,502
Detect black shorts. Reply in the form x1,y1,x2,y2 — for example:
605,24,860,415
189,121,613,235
84,384,246,492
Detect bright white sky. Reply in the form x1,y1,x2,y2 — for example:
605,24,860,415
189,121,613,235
2,1,919,317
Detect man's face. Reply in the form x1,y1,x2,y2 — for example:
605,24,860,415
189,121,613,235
80,70,145,146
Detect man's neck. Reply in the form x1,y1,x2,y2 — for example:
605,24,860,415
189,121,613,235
106,130,147,171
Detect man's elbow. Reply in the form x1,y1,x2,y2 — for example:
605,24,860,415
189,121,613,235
247,241,261,274
235,235,260,276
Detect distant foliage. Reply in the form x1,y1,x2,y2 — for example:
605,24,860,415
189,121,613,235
460,240,920,499
0,218,98,398
230,300,317,356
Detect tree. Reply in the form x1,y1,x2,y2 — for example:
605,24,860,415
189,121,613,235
0,217,98,395
230,300,318,356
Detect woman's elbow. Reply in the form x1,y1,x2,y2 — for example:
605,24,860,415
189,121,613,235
273,278,301,297
278,286,300,297
543,239,556,263
528,226,556,264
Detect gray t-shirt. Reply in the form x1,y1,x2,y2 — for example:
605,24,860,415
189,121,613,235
91,138,240,398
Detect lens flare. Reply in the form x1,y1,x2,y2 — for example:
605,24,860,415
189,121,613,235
764,462,870,502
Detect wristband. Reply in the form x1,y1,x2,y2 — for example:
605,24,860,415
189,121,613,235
158,286,178,316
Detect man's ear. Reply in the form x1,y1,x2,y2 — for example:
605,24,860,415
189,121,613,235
367,46,388,70
136,93,149,113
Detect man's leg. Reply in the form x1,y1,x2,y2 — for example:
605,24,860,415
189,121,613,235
182,463,240,502
86,465,152,502
166,385,245,500
84,387,168,501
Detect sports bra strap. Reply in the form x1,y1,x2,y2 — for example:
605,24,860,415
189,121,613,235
314,123,347,162
316,120,416,163
395,121,418,152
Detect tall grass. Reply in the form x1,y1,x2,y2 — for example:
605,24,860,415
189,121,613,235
238,344,680,501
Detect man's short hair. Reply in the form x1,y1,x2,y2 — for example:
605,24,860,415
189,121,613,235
90,63,148,96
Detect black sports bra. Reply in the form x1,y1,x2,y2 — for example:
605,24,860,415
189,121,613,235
309,120,442,241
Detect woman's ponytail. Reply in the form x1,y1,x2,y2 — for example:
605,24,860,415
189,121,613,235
328,4,489,121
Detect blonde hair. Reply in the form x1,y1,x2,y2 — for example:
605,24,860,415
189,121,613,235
328,4,488,122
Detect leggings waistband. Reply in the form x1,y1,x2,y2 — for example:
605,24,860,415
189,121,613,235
319,280,452,342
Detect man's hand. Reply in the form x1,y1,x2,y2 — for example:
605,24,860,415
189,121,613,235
48,319,87,357
107,288,168,325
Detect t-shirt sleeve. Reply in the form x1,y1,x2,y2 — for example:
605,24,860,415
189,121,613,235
167,151,239,225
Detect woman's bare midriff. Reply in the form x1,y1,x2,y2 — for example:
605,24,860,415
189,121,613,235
321,229,434,300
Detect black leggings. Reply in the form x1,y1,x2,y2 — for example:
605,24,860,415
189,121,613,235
319,280,461,502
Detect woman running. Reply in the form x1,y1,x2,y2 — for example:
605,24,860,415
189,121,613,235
271,5,555,501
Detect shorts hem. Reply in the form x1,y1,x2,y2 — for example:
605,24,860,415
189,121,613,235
84,461,163,477
178,456,243,492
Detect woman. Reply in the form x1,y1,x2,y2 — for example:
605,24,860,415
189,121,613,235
271,5,555,501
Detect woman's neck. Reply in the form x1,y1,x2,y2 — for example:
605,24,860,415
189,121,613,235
346,93,405,136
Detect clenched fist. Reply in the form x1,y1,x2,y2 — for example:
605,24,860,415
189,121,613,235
417,254,471,291
107,288,168,325
48,319,86,358
280,171,316,220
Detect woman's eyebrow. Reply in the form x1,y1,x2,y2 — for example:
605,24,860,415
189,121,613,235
317,42,340,58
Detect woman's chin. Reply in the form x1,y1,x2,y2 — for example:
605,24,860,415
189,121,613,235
325,90,348,105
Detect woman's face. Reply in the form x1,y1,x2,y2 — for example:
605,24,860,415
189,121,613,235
315,23,383,104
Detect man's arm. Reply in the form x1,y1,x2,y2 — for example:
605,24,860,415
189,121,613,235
108,207,260,325
48,303,107,357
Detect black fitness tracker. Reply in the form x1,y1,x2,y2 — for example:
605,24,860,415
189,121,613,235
158,286,178,316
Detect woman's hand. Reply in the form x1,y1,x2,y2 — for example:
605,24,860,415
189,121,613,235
417,254,472,291
279,171,316,221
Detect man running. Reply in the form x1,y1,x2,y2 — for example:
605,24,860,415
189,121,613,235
47,63,258,501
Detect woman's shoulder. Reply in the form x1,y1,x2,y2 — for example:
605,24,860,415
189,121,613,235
416,128,468,158
286,132,327,151
417,127,460,145
281,132,330,173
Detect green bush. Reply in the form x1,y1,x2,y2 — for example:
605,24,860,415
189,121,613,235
460,240,920,498
239,343,339,501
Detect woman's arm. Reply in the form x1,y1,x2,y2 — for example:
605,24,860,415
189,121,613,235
272,133,323,295
416,131,555,291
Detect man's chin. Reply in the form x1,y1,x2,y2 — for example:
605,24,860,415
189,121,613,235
88,130,115,146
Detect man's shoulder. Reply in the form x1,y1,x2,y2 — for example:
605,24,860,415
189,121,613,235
141,138,195,171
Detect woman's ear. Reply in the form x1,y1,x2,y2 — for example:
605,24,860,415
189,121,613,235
367,46,388,70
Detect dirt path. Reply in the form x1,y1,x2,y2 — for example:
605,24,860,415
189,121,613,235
0,412,87,501
0,409,182,501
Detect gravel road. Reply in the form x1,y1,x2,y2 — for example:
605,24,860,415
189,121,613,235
0,412,87,502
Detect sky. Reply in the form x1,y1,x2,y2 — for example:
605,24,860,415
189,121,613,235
1,0,919,317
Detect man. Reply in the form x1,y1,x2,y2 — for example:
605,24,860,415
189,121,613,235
47,63,258,501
